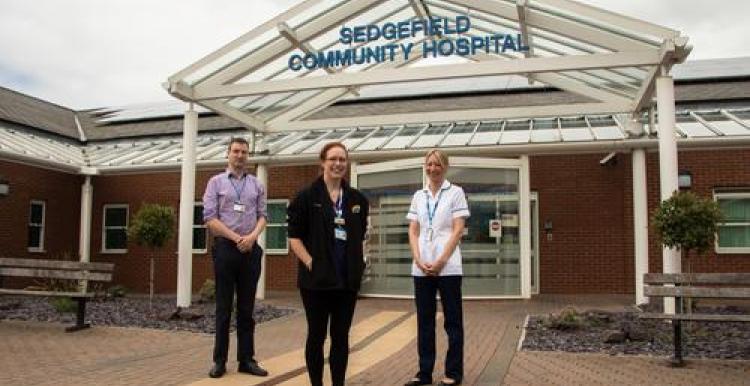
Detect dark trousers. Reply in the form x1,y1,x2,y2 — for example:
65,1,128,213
300,288,358,386
212,237,262,364
414,275,464,383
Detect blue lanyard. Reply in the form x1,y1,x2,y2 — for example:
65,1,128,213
228,174,247,202
424,186,447,228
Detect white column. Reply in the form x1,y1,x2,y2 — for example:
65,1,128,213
177,104,198,308
78,176,93,263
632,149,648,305
350,161,359,188
255,163,268,300
519,155,532,298
657,72,681,314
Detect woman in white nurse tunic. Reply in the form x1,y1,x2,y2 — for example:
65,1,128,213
404,149,469,386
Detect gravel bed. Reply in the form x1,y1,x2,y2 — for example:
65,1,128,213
522,304,750,360
0,295,298,334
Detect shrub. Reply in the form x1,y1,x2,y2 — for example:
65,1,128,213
652,191,725,312
544,307,586,331
50,297,77,314
652,191,724,257
199,279,216,302
128,203,176,249
128,203,176,306
107,285,128,298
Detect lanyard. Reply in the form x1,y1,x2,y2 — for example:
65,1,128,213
424,186,447,228
228,174,247,202
334,188,344,220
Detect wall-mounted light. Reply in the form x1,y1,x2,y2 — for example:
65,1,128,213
543,219,553,241
0,178,9,197
678,170,692,189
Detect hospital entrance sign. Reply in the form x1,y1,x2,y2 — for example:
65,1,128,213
288,16,530,71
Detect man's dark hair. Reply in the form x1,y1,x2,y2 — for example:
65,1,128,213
227,137,249,151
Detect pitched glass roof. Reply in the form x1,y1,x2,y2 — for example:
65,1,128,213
4,108,749,174
166,0,690,132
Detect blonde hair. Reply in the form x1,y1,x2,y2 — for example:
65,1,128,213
424,149,449,168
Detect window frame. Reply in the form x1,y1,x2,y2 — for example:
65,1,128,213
102,204,129,254
193,201,208,254
265,199,289,255
27,200,46,252
714,191,750,254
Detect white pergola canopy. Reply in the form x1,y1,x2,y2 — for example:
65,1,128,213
166,0,690,132
165,0,694,308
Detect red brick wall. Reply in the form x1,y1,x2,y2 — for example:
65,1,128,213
531,153,633,294
531,149,750,294
90,169,224,293
646,149,750,275
265,165,320,290
89,165,319,293
3,148,748,295
0,160,81,260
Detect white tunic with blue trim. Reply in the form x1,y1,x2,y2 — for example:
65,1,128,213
406,179,470,277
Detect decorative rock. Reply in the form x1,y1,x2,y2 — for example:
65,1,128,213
604,330,627,344
0,301,21,311
166,309,204,321
626,326,652,342
0,295,296,334
522,306,750,360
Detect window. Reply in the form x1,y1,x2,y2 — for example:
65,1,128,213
103,204,128,253
715,192,750,253
27,200,45,251
193,203,207,253
266,199,289,254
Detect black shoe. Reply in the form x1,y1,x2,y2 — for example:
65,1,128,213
238,360,268,377
208,362,226,378
404,377,431,386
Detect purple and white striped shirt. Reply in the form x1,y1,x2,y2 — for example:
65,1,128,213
202,169,267,235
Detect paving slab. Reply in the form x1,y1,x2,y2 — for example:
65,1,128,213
1,293,748,386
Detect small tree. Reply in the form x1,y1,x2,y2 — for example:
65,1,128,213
652,191,724,260
652,191,724,310
128,203,176,309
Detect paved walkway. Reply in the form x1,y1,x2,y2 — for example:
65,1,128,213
1,292,748,385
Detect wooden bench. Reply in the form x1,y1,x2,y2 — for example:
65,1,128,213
639,273,750,366
0,258,114,332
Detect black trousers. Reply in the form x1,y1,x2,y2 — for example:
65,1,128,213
414,275,464,383
300,288,358,386
212,237,262,364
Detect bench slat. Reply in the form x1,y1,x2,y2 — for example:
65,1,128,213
639,312,750,323
0,258,113,272
0,267,112,282
644,286,750,298
644,273,750,285
0,288,94,298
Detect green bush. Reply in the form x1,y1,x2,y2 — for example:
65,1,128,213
199,279,216,302
544,307,586,331
128,203,176,249
652,191,724,255
50,297,77,314
107,285,128,298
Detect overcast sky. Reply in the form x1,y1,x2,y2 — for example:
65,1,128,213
1,0,748,110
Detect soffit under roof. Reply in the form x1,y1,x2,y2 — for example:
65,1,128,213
166,0,690,132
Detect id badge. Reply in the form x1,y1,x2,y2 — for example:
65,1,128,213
334,217,346,226
233,203,246,213
426,227,433,242
335,227,347,241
